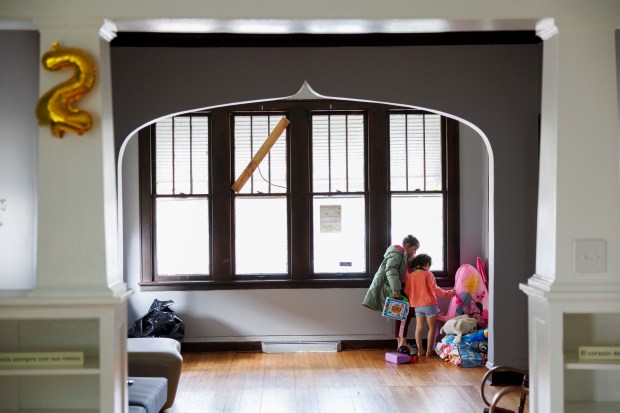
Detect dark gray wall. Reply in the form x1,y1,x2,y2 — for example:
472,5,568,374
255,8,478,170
0,30,39,290
459,124,488,266
111,43,541,367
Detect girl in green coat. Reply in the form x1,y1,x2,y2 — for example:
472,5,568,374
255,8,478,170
362,235,419,350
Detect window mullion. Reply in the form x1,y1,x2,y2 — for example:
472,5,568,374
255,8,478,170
250,117,254,193
328,115,332,193
405,115,409,191
423,114,427,191
445,116,460,277
268,116,272,194
189,116,194,194
139,127,155,283
211,109,232,281
172,117,176,195
367,108,389,275
289,107,309,279
345,114,349,192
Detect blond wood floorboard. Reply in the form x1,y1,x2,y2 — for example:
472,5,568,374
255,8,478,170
348,386,379,413
167,350,528,413
261,387,295,413
339,351,371,387
262,351,279,389
416,386,459,413
294,387,320,413
276,353,296,388
293,352,315,389
243,350,265,389
316,386,356,413
237,388,262,413
400,384,434,411
386,386,417,410
225,353,248,388
456,384,487,411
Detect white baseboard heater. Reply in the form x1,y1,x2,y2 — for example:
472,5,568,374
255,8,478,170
261,340,341,353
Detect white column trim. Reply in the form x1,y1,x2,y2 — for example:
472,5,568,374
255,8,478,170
99,19,118,42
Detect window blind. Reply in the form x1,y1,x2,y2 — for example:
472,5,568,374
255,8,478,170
155,115,209,195
234,115,287,194
389,114,442,191
312,114,365,193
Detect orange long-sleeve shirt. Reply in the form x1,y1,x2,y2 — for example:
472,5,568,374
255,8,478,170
403,269,453,307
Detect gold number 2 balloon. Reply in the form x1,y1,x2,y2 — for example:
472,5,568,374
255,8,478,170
35,42,96,138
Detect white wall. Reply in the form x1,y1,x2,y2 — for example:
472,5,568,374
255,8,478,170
0,30,38,290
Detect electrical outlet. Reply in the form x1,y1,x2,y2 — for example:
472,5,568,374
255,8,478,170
573,239,606,273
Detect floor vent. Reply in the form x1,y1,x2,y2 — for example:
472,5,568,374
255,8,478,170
261,340,341,353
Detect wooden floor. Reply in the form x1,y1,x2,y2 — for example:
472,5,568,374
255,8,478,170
166,350,527,413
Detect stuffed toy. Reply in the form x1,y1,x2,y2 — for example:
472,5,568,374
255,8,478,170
440,314,478,343
444,262,489,328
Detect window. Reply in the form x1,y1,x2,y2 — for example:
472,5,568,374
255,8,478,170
389,113,446,271
138,101,459,289
142,115,210,278
312,114,366,275
233,115,288,275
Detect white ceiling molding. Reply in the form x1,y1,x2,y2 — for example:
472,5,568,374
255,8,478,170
111,18,541,34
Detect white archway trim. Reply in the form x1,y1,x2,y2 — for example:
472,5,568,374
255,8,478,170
116,81,495,287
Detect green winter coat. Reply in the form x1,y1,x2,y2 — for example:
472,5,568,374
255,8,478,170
362,245,407,312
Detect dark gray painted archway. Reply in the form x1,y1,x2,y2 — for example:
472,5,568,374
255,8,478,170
111,41,540,367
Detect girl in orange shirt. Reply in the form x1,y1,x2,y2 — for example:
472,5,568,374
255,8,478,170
401,254,456,356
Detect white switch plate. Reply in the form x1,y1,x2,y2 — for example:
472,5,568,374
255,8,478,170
573,239,606,273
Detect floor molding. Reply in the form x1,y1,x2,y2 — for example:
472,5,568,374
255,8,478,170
181,339,398,353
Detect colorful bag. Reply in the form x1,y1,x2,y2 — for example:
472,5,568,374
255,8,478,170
435,332,488,368
382,296,409,320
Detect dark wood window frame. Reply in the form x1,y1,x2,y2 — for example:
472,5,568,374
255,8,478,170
138,100,459,290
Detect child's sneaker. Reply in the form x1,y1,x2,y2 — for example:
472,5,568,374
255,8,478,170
397,345,410,355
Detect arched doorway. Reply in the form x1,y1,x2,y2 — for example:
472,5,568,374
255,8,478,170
113,32,539,369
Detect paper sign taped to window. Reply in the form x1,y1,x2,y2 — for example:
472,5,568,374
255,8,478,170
320,205,341,233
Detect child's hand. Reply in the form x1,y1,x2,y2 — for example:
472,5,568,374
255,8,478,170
450,289,457,297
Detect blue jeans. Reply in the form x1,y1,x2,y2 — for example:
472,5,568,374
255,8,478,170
414,304,440,317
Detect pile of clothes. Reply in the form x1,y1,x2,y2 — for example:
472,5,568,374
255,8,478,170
435,328,488,367
434,260,490,368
